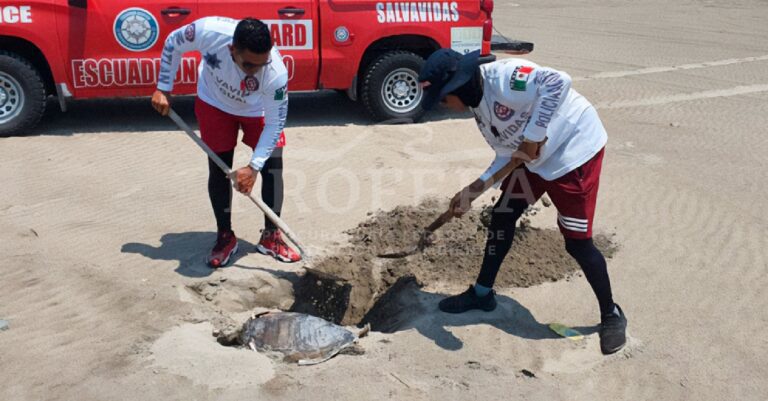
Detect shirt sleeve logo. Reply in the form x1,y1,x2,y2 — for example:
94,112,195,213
510,66,534,91
274,85,287,100
113,8,159,52
493,101,515,121
184,23,195,42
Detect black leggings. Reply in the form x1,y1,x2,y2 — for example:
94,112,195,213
208,147,284,233
476,195,615,316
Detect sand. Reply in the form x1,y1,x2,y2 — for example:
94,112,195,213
2,0,768,400
291,199,616,327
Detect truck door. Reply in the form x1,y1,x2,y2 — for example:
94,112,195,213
58,0,199,98
198,1,318,91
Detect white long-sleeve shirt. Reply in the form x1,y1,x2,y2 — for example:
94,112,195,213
157,17,289,170
472,58,607,181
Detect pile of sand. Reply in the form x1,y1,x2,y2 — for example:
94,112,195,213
291,199,616,329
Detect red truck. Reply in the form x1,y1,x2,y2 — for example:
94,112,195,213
0,0,512,136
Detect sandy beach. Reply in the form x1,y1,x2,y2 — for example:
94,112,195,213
2,1,768,400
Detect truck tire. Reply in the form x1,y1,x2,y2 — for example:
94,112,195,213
0,51,46,137
361,51,425,123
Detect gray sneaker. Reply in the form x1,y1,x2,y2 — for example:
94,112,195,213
438,285,497,313
599,304,627,354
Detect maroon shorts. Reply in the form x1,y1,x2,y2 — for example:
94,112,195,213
501,148,605,239
194,97,286,153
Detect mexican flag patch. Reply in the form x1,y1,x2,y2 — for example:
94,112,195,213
274,85,286,101
511,66,534,91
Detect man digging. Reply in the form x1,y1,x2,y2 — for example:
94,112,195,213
419,49,627,354
152,17,301,267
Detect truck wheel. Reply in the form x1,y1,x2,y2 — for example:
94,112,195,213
361,51,425,123
0,51,46,137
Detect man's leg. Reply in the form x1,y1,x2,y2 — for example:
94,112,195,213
239,117,300,263
563,235,625,355
439,168,543,313
260,147,284,233
255,146,299,262
238,116,285,231
546,148,626,354
195,98,240,267
475,195,530,290
563,237,614,316
547,148,616,315
208,150,235,233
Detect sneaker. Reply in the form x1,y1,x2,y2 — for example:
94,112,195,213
438,285,497,313
255,230,302,263
599,304,627,355
207,230,238,268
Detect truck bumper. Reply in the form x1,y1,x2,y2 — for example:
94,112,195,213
490,37,535,54
479,54,497,65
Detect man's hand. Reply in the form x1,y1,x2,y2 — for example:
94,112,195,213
151,90,171,116
234,166,258,194
448,178,485,218
449,186,474,218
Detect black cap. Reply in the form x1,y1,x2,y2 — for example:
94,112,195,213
418,49,481,110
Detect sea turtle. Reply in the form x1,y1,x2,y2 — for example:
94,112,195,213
238,312,367,365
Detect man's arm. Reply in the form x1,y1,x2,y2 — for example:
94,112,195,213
479,151,512,183
449,141,545,217
151,18,208,115
157,19,208,92
249,76,289,171
233,75,289,195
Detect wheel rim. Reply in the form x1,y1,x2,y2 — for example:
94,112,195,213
0,72,25,125
380,67,423,114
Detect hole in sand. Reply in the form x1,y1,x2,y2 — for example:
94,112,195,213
202,199,617,342
289,199,618,330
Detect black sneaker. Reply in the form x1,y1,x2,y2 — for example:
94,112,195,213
438,285,497,313
599,304,627,355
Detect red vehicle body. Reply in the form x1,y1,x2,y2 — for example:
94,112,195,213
0,0,497,135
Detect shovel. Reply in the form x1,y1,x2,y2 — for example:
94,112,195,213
377,157,526,259
167,109,308,260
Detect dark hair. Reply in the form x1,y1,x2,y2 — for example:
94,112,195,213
233,18,272,54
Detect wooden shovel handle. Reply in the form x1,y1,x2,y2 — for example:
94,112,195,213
167,109,308,259
425,209,455,233
423,157,527,236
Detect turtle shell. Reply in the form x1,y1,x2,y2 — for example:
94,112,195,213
239,312,358,365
